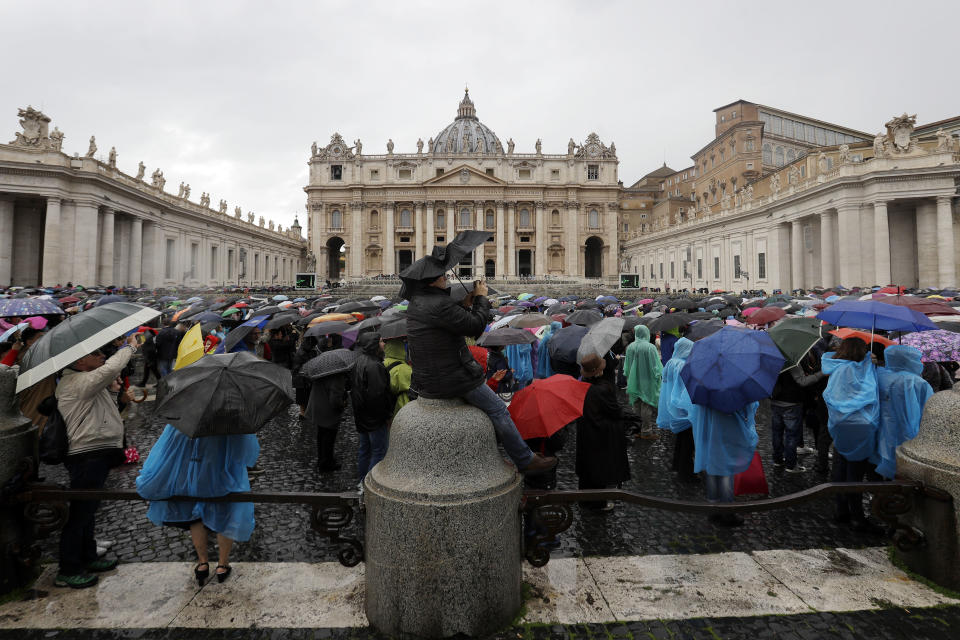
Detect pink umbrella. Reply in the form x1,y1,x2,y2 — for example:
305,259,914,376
742,307,761,316
638,298,654,304
24,316,48,330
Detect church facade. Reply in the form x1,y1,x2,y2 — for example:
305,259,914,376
304,90,621,281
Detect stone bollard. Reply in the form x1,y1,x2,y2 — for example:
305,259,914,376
0,366,39,594
896,388,960,591
364,397,523,637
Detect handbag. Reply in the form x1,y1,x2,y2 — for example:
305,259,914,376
733,451,769,496
38,400,68,465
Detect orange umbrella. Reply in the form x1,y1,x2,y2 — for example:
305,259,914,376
829,328,895,347
307,313,358,327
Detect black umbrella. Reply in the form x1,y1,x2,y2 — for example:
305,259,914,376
301,348,357,379
575,300,600,309
296,311,326,326
265,311,301,330
353,316,384,332
16,302,161,393
304,321,353,339
399,230,490,298
94,294,128,307
477,328,537,347
686,319,724,341
648,313,692,333
221,316,269,353
546,303,575,315
380,317,407,340
336,300,380,314
154,352,293,438
446,280,499,303
251,305,282,317
566,309,603,326
669,298,698,310
547,325,590,364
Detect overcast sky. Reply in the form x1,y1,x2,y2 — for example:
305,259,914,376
2,0,957,233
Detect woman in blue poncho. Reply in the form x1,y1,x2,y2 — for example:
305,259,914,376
505,342,534,388
821,337,879,530
536,321,562,379
872,345,933,480
656,337,697,480
136,426,259,585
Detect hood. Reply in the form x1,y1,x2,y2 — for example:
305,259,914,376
672,337,694,361
884,345,923,375
383,338,407,361
549,321,562,333
633,324,651,342
357,331,382,357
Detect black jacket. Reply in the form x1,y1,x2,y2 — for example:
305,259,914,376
406,286,491,398
350,332,394,432
155,327,183,361
306,371,348,430
575,376,630,488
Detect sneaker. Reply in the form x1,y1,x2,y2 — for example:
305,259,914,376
96,545,107,558
772,459,784,468
54,573,98,589
86,558,118,572
797,447,817,455
521,454,558,476
785,465,808,474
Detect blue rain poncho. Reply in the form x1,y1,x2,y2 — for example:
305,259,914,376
872,345,933,479
691,401,759,476
136,425,260,541
505,342,534,385
821,352,879,462
536,321,562,379
624,325,663,407
657,337,696,433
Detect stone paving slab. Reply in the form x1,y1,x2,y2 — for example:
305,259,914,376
2,547,955,630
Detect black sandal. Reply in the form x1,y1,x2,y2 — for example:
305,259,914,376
215,564,232,583
194,562,209,586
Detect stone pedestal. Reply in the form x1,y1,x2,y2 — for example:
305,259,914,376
896,389,960,591
364,397,523,638
0,366,39,594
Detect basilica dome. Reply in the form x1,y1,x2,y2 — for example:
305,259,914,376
432,89,503,154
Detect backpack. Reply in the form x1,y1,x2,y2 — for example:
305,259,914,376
38,395,68,465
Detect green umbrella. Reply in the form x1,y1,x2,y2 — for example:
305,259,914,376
766,317,826,370
221,307,242,317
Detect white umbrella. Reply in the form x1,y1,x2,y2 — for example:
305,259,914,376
576,317,625,364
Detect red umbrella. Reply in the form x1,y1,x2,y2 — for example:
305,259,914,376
498,305,517,313
507,374,590,440
745,306,786,325
829,328,895,347
876,296,960,317
878,286,905,295
58,295,80,304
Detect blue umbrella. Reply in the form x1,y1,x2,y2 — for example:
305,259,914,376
193,311,225,324
816,300,937,333
680,326,785,414
0,298,66,317
547,324,590,364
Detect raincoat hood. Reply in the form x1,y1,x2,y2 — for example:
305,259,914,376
357,331,383,357
671,337,694,361
383,338,406,362
883,345,923,376
633,324,651,342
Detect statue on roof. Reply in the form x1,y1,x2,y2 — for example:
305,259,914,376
85,135,97,158
136,161,146,181
108,146,117,167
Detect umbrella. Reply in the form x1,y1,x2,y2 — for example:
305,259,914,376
767,318,826,368
154,351,293,438
380,317,408,340
57,295,80,305
932,319,960,334
477,327,537,347
221,315,270,353
829,328,896,347
353,316,384,332
685,319,724,341
0,298,66,317
399,230,489,297
308,313,358,325
301,348,358,379
816,300,937,333
304,321,353,339
264,311,301,330
509,314,552,328
546,303,575,315
445,280,499,303
251,305,281,317
192,311,225,324
16,302,160,393
273,295,289,301
547,324,590,364
680,326,785,413
576,317,625,363
94,295,128,307
648,313,691,333
507,374,591,439
900,329,960,363
566,309,603,326
745,306,786,326
221,307,242,317
669,299,698,310
876,296,960,317
335,300,381,314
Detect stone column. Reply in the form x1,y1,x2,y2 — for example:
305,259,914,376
98,207,115,286
425,201,435,254
474,201,485,275
873,201,891,286
41,197,62,287
384,202,395,276
414,202,424,259
506,203,516,277
534,201,546,276
0,197,15,286
446,201,455,241
819,210,835,288
605,202,618,278
495,201,505,278
937,195,955,288
129,217,143,287
73,202,99,286
916,201,938,288
835,204,861,287
351,203,364,277
790,219,803,291
565,202,578,277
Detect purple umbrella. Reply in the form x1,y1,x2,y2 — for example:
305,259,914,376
0,298,66,317
901,330,960,363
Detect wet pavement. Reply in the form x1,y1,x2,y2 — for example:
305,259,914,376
34,377,886,565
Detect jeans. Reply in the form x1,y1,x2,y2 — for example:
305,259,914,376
463,382,534,469
59,453,114,575
704,474,734,503
357,427,389,479
157,359,174,378
770,403,804,468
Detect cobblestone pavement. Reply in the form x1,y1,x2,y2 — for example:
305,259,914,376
2,605,960,639
36,377,886,564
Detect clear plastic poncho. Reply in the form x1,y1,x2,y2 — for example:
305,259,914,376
692,401,759,476
657,337,696,433
821,352,879,462
624,325,663,407
872,345,933,479
505,342,534,385
536,321,562,379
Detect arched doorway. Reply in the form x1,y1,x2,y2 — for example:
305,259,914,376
585,236,603,278
485,259,495,278
326,237,345,280
518,250,532,276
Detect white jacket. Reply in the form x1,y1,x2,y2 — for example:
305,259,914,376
56,346,132,456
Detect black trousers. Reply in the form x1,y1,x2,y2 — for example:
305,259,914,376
833,453,870,521
139,356,161,386
59,453,114,575
672,429,696,479
317,427,339,471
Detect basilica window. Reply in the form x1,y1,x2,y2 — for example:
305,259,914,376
370,210,379,229
165,239,175,279
519,208,531,228
485,209,494,228
775,147,784,167
518,168,532,179
400,208,412,228
331,165,343,180
370,169,380,180
436,210,445,227
588,208,599,229
331,209,343,229
786,149,796,163
587,164,599,180
436,168,445,177
551,210,560,226
486,168,495,177
551,169,560,181
762,144,772,165
758,252,767,279
460,208,471,227
399,168,412,180
746,138,755,152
